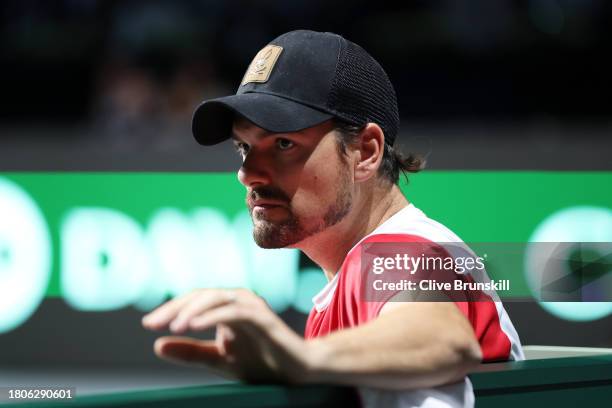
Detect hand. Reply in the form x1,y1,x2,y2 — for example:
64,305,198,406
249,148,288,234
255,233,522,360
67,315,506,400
141,288,312,384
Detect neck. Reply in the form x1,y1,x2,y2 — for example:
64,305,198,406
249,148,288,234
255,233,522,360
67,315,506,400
297,184,409,281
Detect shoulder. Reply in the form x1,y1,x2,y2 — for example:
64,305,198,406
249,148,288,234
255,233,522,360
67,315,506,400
374,204,465,244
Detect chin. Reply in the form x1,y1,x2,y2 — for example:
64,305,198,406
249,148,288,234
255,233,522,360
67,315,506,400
252,223,304,249
253,237,292,249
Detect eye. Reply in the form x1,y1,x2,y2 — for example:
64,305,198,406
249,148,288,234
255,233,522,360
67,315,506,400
276,138,294,151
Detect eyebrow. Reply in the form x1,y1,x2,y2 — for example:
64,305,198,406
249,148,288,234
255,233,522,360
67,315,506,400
230,124,267,142
230,132,243,143
231,127,291,143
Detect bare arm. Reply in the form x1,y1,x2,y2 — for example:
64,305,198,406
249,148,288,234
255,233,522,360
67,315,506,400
303,301,482,389
142,289,482,390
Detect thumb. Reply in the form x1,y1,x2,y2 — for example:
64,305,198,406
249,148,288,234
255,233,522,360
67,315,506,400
154,336,224,366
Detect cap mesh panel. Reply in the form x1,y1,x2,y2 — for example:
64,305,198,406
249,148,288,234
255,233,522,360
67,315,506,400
327,38,400,144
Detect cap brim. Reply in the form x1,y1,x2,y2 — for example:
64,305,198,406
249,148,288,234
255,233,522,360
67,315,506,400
192,92,334,146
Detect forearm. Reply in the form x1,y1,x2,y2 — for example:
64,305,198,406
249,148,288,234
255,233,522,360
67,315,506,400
301,303,482,390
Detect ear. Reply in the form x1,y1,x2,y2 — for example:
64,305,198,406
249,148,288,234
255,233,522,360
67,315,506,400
354,123,385,183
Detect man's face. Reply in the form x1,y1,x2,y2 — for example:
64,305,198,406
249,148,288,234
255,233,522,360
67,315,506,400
232,117,353,249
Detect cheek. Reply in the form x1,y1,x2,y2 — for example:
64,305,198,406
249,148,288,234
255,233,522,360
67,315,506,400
291,166,344,215
286,135,351,214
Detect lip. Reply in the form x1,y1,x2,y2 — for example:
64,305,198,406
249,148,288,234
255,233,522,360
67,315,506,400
250,199,286,207
253,205,283,213
250,200,286,213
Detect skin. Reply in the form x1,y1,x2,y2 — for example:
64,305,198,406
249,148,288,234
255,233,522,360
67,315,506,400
142,117,482,389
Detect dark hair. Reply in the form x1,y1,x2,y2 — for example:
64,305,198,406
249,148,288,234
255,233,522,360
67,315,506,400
333,119,424,185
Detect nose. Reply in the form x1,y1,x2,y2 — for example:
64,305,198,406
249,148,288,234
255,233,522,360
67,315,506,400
237,150,272,187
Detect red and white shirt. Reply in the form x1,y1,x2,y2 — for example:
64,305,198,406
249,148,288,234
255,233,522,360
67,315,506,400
305,204,524,408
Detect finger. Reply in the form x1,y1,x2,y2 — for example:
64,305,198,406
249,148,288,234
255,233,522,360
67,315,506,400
142,291,200,330
216,324,236,355
189,303,254,331
170,290,237,334
154,336,227,367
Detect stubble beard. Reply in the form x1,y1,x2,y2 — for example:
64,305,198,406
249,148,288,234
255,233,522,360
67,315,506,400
251,168,353,249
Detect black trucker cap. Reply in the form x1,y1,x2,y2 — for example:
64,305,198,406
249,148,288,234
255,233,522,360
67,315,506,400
192,30,399,146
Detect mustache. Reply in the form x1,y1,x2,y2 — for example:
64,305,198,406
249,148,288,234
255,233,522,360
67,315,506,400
247,186,289,207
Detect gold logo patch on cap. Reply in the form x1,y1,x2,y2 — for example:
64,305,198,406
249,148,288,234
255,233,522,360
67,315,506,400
241,45,283,86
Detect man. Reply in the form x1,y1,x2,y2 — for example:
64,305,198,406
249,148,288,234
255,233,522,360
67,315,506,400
142,30,523,407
